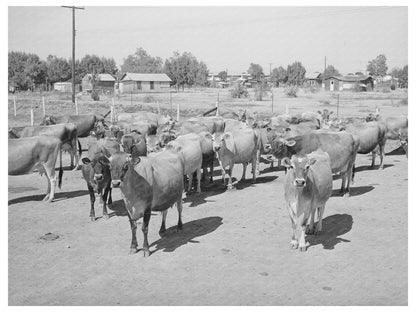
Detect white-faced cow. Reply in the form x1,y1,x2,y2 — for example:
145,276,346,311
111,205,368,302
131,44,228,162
282,150,333,251
8,136,63,202
271,130,358,197
109,150,184,256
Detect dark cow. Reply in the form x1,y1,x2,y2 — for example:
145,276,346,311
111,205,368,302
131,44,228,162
109,150,185,256
271,130,359,197
9,136,63,202
122,131,147,158
41,113,108,138
18,123,81,170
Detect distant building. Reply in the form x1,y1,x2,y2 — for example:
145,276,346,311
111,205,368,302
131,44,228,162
323,74,374,91
82,73,116,93
118,73,172,93
304,72,322,87
53,81,72,92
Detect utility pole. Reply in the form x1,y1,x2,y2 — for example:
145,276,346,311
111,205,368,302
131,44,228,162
324,56,327,73
62,6,84,104
268,63,273,76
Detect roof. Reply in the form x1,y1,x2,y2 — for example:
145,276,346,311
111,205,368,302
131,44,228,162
82,73,116,82
304,72,321,80
120,73,172,82
326,75,372,82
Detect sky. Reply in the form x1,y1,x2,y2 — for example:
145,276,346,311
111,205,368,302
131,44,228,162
8,5,408,75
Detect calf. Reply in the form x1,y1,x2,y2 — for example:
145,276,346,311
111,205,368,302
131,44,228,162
282,150,333,251
121,131,147,158
8,136,63,202
109,151,184,256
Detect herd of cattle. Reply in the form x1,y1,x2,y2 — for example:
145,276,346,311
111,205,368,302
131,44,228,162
8,107,408,255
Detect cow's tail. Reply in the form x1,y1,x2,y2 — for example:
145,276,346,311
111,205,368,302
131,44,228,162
78,139,82,158
58,148,63,189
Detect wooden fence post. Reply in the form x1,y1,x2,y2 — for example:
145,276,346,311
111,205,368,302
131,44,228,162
176,102,180,122
271,90,274,113
30,107,34,126
157,101,160,115
42,96,46,117
75,97,79,115
337,94,340,118
13,96,17,117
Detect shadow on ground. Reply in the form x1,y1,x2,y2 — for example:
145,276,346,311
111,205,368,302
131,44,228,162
8,190,89,206
308,214,353,250
149,216,223,254
331,185,374,197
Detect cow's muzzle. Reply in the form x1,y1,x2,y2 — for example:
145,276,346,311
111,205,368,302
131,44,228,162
94,174,103,181
112,180,121,188
294,179,306,187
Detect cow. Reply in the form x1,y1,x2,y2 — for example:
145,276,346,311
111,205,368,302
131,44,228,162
8,136,63,202
18,123,81,170
212,126,258,190
342,121,387,169
186,116,226,134
40,113,108,138
271,130,359,197
282,150,333,251
224,118,248,132
117,111,172,127
81,138,120,221
165,133,203,194
8,126,25,138
109,150,185,256
121,132,147,158
198,131,216,183
398,128,408,157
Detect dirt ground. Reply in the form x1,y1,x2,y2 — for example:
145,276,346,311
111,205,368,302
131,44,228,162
8,89,408,305
8,140,407,305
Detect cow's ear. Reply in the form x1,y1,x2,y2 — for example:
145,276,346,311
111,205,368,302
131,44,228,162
285,127,291,132
223,133,235,154
317,110,322,115
204,132,212,140
285,139,296,147
82,157,91,164
281,157,291,168
131,156,141,166
266,127,272,132
329,111,334,115
308,158,317,167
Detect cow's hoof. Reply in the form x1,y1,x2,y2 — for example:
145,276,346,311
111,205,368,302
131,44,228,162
90,216,96,222
43,194,50,201
306,227,314,235
159,230,166,237
176,224,183,232
129,248,139,255
290,240,298,249
143,250,150,257
314,229,321,235
343,193,350,198
299,245,307,252
378,166,384,170
103,214,110,220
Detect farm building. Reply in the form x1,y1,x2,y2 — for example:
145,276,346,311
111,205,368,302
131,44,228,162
323,75,374,91
82,73,116,93
118,73,172,93
304,72,322,87
53,81,72,92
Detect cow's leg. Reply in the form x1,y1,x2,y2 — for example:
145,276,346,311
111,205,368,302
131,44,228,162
315,205,326,234
299,223,307,252
87,184,96,221
339,173,346,196
371,150,376,168
289,216,298,249
107,187,113,208
306,209,315,234
256,150,261,175
159,210,168,236
227,163,234,190
43,172,51,202
102,187,110,220
251,153,257,183
187,173,193,193
71,139,81,172
241,162,247,182
176,198,183,231
378,140,386,169
196,167,202,194
209,159,214,183
142,210,151,257
43,165,56,203
126,204,139,254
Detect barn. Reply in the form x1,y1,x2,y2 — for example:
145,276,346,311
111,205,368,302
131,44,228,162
304,72,322,87
81,73,116,93
118,73,172,93
324,75,374,91
53,81,72,92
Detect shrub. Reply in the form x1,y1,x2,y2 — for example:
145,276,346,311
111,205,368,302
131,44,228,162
229,83,249,98
390,84,396,91
304,84,320,93
399,98,408,106
91,90,100,101
285,85,298,98
143,95,155,103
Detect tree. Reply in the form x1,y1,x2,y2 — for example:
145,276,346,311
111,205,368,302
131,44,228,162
46,55,71,89
322,65,340,80
101,57,118,75
8,51,47,90
286,61,306,86
270,66,287,87
247,63,264,82
397,65,408,88
218,70,228,82
164,51,209,90
366,54,388,79
121,47,163,73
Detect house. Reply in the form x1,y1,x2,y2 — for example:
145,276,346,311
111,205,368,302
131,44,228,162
323,74,374,92
304,72,322,87
118,73,172,93
53,81,72,92
82,73,116,93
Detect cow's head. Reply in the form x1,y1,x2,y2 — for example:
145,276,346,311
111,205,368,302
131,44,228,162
212,132,235,154
270,137,296,159
40,115,56,126
82,154,111,191
110,152,140,188
282,154,317,188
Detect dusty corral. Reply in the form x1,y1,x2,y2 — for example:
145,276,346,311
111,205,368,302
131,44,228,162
8,88,408,305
